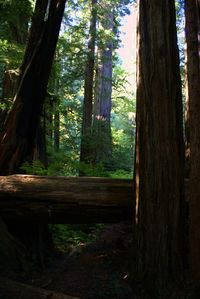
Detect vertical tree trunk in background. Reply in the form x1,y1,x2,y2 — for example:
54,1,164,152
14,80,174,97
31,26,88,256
0,0,66,175
80,0,97,171
32,123,48,167
185,0,200,281
135,0,185,296
92,3,113,170
54,97,60,151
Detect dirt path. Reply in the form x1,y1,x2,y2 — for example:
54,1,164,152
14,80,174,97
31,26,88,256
28,223,135,299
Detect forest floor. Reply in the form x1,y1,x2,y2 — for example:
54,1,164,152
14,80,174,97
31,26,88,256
2,222,199,299
21,222,136,299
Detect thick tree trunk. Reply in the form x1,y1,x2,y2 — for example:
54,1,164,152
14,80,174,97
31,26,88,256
0,0,66,175
0,175,133,223
80,0,97,169
92,4,113,170
185,0,200,281
134,0,185,296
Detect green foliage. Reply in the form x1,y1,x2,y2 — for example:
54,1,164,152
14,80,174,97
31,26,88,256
20,160,48,175
0,39,24,69
49,224,106,251
47,148,79,176
111,63,136,173
20,0,136,179
0,0,33,44
108,169,133,179
78,162,109,177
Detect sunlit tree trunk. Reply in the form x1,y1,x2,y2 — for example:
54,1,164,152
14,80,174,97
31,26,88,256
92,3,113,170
185,0,200,281
79,0,97,172
0,0,66,175
134,0,185,296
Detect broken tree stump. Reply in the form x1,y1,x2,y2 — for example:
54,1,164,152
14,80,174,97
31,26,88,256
0,175,134,223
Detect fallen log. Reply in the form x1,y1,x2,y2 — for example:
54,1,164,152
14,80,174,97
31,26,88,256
0,277,79,299
0,175,134,223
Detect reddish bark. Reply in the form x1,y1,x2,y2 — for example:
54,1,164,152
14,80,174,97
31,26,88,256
92,3,114,169
134,0,185,295
80,0,97,168
185,0,200,281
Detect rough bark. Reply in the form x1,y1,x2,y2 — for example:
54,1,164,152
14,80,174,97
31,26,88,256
0,277,80,299
80,0,97,169
0,0,66,175
0,175,134,223
185,0,200,281
92,3,114,170
135,0,185,296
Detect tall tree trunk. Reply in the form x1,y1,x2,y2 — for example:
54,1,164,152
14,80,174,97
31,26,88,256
0,0,66,268
0,0,66,175
54,97,60,151
92,3,113,170
134,0,185,296
185,0,200,281
80,0,97,171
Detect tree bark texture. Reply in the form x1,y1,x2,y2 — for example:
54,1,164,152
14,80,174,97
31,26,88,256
0,0,66,175
135,0,185,296
92,3,114,170
80,0,97,168
185,0,200,281
0,175,134,223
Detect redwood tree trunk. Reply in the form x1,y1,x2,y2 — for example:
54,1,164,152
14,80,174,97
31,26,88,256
80,0,97,170
0,0,66,175
134,0,185,296
185,0,200,281
92,3,114,170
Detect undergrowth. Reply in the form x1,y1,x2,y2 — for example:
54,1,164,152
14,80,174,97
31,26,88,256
49,224,106,252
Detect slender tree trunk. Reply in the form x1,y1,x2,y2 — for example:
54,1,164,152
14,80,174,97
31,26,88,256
32,123,48,167
92,4,113,170
79,0,97,171
185,0,200,281
54,97,60,151
134,0,185,296
0,0,66,175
